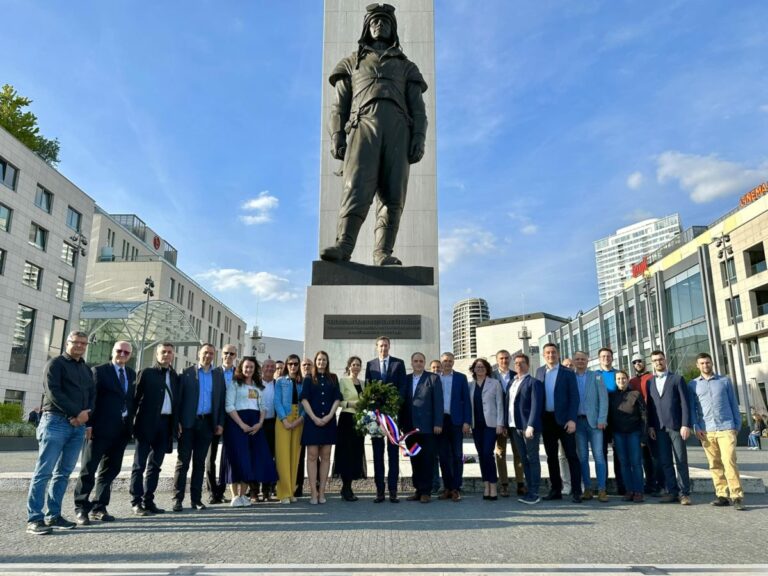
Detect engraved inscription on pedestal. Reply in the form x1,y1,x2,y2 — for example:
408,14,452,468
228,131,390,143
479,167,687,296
324,315,422,340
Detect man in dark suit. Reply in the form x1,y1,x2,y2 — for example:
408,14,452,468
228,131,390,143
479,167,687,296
436,352,470,501
129,342,178,516
206,343,237,504
172,343,226,511
401,352,443,503
508,354,545,505
646,349,692,505
492,349,525,497
535,342,583,502
73,341,136,524
364,335,406,503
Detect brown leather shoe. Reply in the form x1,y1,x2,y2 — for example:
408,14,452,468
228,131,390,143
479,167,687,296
582,489,594,501
438,489,452,500
597,490,609,503
451,489,461,502
516,483,527,496
420,494,431,503
406,493,420,501
499,485,510,498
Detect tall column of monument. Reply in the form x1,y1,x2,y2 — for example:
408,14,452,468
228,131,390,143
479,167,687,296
305,0,440,366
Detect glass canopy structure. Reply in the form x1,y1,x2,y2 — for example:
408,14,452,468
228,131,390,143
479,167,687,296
79,300,200,369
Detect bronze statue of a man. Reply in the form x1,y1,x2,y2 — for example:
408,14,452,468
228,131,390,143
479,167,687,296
320,3,428,266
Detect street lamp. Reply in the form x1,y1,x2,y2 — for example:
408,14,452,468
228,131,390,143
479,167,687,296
716,233,753,429
136,277,155,370
67,232,88,333
642,270,657,352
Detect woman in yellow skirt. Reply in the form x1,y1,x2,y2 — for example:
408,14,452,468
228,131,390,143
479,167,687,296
274,354,305,503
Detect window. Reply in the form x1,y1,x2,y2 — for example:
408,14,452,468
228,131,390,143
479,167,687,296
664,267,705,328
28,222,48,251
61,242,77,267
4,389,25,406
753,286,768,317
107,228,115,248
9,304,36,373
66,206,82,232
47,316,67,360
188,291,194,311
0,203,12,232
746,338,761,365
237,324,241,340
746,243,767,276
169,278,176,299
201,299,206,317
34,185,53,213
55,277,72,302
0,248,5,275
0,156,18,190
22,262,43,290
178,284,185,305
208,305,213,322
726,296,742,324
216,310,221,328
720,258,737,287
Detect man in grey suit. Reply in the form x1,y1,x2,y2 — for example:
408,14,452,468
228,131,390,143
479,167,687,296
172,344,226,512
401,352,443,503
572,351,608,501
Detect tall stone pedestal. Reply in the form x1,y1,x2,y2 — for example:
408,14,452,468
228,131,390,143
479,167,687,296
305,0,439,365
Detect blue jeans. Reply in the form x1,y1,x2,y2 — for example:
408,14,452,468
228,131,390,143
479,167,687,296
575,417,606,491
512,427,541,497
27,412,86,522
613,431,643,494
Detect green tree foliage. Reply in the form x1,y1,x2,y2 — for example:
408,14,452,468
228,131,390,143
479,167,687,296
0,84,60,166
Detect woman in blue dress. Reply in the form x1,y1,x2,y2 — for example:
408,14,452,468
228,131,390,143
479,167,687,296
300,350,342,504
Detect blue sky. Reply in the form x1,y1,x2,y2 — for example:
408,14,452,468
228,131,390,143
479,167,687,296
4,0,768,349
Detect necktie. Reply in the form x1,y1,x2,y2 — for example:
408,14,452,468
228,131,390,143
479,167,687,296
119,368,127,416
382,359,388,377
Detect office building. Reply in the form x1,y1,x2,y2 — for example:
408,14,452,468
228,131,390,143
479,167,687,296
452,297,490,360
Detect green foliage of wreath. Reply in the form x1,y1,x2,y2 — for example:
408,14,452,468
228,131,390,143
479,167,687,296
354,380,402,437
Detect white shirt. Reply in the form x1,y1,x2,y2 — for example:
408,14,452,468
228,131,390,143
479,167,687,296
411,373,421,397
261,380,276,419
508,374,525,428
544,365,559,412
161,368,173,415
655,372,668,398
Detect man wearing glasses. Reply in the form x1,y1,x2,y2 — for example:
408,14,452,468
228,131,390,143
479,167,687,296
629,354,661,495
26,331,95,535
73,341,136,525
206,344,237,504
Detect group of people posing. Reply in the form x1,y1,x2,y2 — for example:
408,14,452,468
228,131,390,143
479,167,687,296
24,332,748,536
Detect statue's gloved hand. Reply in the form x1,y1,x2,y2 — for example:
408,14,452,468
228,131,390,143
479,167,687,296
331,132,347,160
409,133,426,164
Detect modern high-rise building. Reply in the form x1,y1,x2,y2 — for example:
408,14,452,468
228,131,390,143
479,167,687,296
594,214,682,301
452,297,490,360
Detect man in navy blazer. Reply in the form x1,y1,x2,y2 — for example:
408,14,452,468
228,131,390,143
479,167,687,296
364,335,406,502
74,341,137,524
492,349,525,497
435,352,471,501
506,353,544,504
401,353,443,503
646,349,692,504
535,342,583,502
172,343,226,511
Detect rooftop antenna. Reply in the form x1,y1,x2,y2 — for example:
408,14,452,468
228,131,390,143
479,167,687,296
518,293,531,356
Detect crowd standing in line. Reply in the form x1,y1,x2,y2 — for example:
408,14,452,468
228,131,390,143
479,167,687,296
24,332,751,535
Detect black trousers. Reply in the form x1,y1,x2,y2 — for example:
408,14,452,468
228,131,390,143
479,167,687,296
542,411,582,496
407,432,435,495
74,420,131,513
129,416,171,506
205,432,226,501
371,436,400,495
174,416,214,504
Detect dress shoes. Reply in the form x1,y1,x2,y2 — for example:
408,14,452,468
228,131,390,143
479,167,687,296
144,502,164,514
451,489,462,502
711,496,730,507
419,495,431,503
75,510,91,526
438,489,452,500
132,504,151,517
406,493,421,501
172,501,183,512
191,502,207,511
373,493,385,503
389,494,400,503
571,494,583,503
542,491,562,501
517,483,527,496
499,485,510,498
91,509,115,522
208,497,224,505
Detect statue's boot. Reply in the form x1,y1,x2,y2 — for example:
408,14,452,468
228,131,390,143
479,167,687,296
320,215,364,262
373,206,402,266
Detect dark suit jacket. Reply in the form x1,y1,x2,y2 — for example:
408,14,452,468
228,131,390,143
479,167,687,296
133,365,179,451
647,372,690,431
534,364,579,426
401,372,443,433
441,371,471,426
177,365,226,430
492,369,516,394
365,356,407,390
505,374,544,432
89,362,136,438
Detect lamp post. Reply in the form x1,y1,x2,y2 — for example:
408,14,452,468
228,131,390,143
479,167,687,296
716,233,753,429
136,277,155,370
67,232,88,334
642,270,657,352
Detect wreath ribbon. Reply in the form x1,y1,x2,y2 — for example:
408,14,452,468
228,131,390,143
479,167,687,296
375,410,421,457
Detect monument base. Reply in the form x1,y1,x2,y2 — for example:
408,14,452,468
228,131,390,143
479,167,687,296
312,260,434,286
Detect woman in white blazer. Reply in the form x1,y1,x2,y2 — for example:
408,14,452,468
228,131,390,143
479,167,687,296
468,358,506,500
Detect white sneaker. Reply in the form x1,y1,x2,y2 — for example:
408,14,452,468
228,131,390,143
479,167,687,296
239,496,250,507
281,498,291,504
230,496,241,508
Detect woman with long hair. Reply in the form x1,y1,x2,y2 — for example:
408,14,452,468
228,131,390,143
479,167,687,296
223,356,278,506
335,356,366,501
467,358,505,500
274,354,305,503
300,351,342,504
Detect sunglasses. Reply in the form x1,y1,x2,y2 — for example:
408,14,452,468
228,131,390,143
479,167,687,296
632,360,644,364
222,352,236,356
287,362,299,366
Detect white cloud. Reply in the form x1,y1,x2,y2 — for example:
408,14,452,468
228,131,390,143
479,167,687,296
196,268,299,302
624,208,654,222
239,191,278,225
626,171,643,190
508,211,539,236
656,151,768,203
439,227,497,270
521,224,538,235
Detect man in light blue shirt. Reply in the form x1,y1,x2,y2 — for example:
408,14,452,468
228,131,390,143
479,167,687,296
206,344,237,504
689,352,745,510
596,347,624,495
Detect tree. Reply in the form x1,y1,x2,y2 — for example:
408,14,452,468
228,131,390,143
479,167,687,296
0,84,60,166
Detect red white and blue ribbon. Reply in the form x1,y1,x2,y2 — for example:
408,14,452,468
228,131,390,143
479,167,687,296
375,410,421,457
